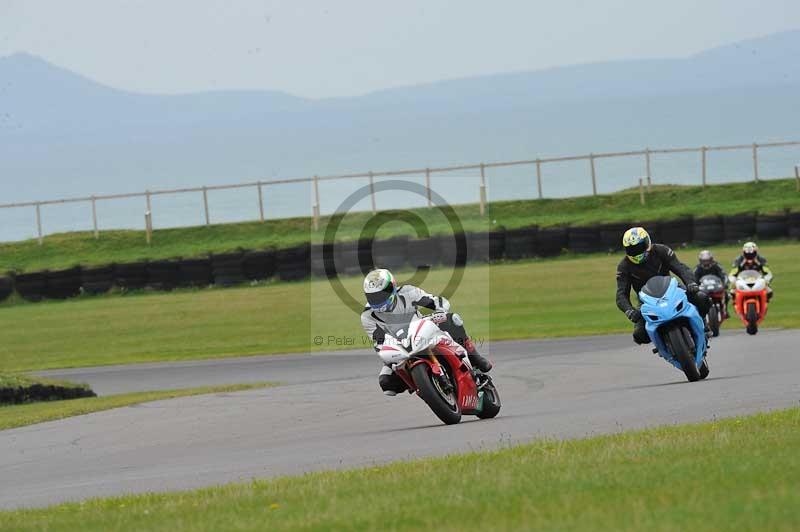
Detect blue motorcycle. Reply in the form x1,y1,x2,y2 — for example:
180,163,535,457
639,276,710,382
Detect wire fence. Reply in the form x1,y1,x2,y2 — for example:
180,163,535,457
2,139,799,244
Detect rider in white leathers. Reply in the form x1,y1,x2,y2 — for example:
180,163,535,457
361,269,492,396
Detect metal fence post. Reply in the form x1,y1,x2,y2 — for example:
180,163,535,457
752,143,760,182
202,186,210,225
645,148,652,192
701,146,708,188
535,159,543,199
589,153,597,196
479,163,487,216
639,178,646,206
368,171,377,214
425,168,432,207
257,181,265,222
91,196,99,239
35,202,43,246
795,165,799,192
312,175,320,231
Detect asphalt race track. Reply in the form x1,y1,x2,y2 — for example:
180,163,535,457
2,330,799,509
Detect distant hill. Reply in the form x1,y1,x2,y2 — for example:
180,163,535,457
0,30,798,207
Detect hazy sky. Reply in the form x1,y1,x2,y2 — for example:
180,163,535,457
1,0,799,98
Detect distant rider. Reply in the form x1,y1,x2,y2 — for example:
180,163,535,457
616,227,710,345
728,242,774,301
695,249,730,316
361,268,492,396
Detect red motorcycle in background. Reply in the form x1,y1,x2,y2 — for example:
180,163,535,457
732,270,769,335
699,274,727,337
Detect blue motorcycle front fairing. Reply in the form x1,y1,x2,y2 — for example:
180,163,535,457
639,277,706,370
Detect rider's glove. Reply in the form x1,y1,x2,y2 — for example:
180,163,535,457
625,308,643,323
686,282,700,295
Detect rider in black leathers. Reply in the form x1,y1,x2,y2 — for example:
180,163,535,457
616,228,710,345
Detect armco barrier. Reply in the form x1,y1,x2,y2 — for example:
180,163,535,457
755,213,788,240
242,250,276,281
46,267,83,299
276,244,310,281
0,276,13,302
692,216,724,244
81,265,115,295
211,252,246,286
722,213,756,242
115,262,149,290
14,272,48,302
788,212,800,239
659,217,693,247
567,226,603,254
146,260,180,291
178,258,213,286
504,226,537,260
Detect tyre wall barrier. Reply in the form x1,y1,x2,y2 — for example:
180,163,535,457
115,262,149,290
504,226,537,260
14,272,48,302
242,250,276,281
276,244,311,281
45,267,83,299
81,265,115,295
567,226,604,254
0,276,13,302
598,222,630,252
632,220,661,245
536,226,567,257
788,211,800,239
371,236,408,271
755,213,788,240
333,240,368,277
466,232,490,262
178,258,213,287
211,252,246,286
692,216,724,245
311,243,335,278
722,213,756,242
146,260,180,291
435,234,467,268
0,383,96,405
406,237,441,269
659,217,693,247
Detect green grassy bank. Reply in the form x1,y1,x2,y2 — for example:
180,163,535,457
2,407,797,531
1,241,798,372
1,179,798,273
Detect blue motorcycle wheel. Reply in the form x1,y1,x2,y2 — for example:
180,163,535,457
663,325,702,382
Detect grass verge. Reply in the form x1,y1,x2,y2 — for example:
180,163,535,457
0,382,276,431
1,407,798,531
1,179,798,273
1,241,798,372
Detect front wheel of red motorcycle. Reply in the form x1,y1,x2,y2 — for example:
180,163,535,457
411,363,461,425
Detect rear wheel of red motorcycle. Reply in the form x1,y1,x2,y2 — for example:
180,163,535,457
476,383,501,419
411,363,462,425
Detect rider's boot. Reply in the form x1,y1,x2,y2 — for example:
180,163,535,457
378,366,408,396
463,337,492,372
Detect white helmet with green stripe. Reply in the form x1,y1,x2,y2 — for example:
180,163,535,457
364,269,398,312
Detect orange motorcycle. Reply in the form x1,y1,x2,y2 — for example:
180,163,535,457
732,270,769,335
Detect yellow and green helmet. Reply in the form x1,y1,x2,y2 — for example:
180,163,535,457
622,227,652,264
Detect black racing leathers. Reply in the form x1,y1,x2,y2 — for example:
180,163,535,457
694,263,727,286
616,244,708,345
616,244,695,315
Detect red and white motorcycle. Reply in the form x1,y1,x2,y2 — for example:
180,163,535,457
379,315,501,425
